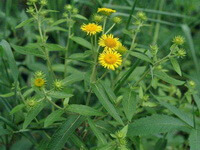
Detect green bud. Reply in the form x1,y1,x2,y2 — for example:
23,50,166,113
63,12,68,18
34,71,45,78
188,80,196,88
172,36,185,45
26,7,35,14
136,11,147,21
40,0,47,6
72,8,79,14
150,44,158,55
177,48,186,58
53,79,64,90
65,4,73,11
112,16,122,24
26,98,37,107
92,14,103,23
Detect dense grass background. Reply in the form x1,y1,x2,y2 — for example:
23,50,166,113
0,0,200,149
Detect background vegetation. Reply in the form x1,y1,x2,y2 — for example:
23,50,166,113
0,0,200,150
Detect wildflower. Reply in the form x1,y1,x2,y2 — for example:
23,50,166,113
97,8,116,15
172,36,185,45
177,48,186,58
116,43,127,54
34,78,45,87
112,16,122,24
81,23,102,35
34,71,46,87
53,79,64,90
99,50,122,70
99,34,120,51
92,14,104,23
136,11,147,21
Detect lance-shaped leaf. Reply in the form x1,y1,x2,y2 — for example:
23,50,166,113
91,83,124,125
47,115,85,150
189,129,200,150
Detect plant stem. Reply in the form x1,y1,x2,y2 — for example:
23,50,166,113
64,17,72,77
105,23,116,34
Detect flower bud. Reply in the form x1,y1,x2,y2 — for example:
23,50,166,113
112,16,122,24
136,11,147,21
172,36,185,45
177,48,186,58
65,4,73,11
26,98,37,107
26,7,35,14
72,8,79,14
92,14,103,23
53,79,64,90
116,43,127,54
40,0,47,6
150,44,158,55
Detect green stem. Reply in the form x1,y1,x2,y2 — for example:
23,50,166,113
64,20,72,77
105,23,116,34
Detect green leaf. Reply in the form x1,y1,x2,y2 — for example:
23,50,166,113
51,19,67,26
0,92,14,98
193,94,200,112
69,134,87,150
70,36,92,49
170,58,182,76
45,43,66,51
23,101,47,129
44,109,65,127
45,26,67,32
154,70,185,85
47,115,85,150
48,91,73,99
122,90,137,122
0,129,11,136
189,129,200,150
10,104,25,115
73,14,88,20
91,82,124,125
67,104,104,116
11,44,45,59
128,114,188,136
128,51,152,63
154,95,194,127
88,118,107,145
0,40,19,81
15,18,34,29
62,72,85,86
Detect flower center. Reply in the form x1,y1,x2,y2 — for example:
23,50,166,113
34,78,44,87
104,54,117,64
104,38,117,48
86,25,97,32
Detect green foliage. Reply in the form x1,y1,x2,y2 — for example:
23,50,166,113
0,0,200,149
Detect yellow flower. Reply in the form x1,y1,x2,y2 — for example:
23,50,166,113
99,34,120,51
34,78,45,87
81,23,102,35
99,50,122,70
98,8,116,15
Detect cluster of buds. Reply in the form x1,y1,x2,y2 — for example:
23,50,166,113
26,0,47,16
171,36,186,59
110,126,129,150
134,11,147,25
64,4,79,16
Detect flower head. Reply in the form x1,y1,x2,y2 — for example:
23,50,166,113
97,8,116,15
34,78,45,87
99,34,120,51
81,23,102,36
99,50,122,70
173,36,185,45
136,11,147,21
